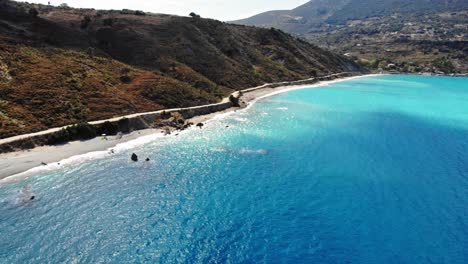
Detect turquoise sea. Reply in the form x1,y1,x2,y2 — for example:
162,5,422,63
1,75,467,263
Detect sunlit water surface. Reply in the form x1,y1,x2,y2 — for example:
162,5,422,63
1,75,467,263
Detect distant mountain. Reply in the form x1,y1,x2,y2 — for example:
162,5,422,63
0,0,362,138
233,0,351,33
233,0,467,32
326,0,468,24
232,0,468,73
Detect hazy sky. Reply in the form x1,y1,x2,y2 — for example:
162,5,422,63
21,0,307,21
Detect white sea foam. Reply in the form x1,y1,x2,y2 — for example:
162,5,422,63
211,147,232,154
196,75,377,128
0,132,168,184
238,148,269,155
212,147,269,155
2,186,36,207
112,132,166,152
208,111,236,122
234,117,248,122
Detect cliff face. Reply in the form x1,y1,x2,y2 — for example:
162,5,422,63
0,0,363,138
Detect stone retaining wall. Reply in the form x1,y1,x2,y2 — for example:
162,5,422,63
0,93,239,153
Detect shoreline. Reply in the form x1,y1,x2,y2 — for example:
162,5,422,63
0,73,377,182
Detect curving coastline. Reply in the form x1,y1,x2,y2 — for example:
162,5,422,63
0,72,371,181
0,72,361,154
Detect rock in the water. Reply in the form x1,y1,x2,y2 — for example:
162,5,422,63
196,123,204,129
131,153,138,162
145,158,150,162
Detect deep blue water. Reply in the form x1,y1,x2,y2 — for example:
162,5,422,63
1,75,467,263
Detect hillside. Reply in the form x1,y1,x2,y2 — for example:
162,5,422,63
232,0,468,73
233,0,351,33
326,0,468,24
0,0,362,139
234,0,467,30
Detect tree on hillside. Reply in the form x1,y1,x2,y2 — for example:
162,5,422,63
189,12,201,18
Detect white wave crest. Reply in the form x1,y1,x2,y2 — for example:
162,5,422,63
238,148,269,155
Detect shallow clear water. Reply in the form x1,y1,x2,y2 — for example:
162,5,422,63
1,75,467,263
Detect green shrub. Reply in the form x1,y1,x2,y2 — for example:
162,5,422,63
98,121,119,135
47,122,98,145
117,118,130,133
67,122,97,140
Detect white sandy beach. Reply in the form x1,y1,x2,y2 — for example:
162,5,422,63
0,74,379,182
